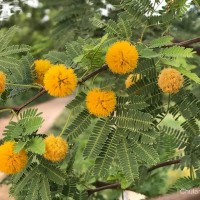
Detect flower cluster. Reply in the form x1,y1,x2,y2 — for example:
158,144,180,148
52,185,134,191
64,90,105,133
43,134,68,162
34,59,52,85
0,141,27,174
86,88,116,117
0,71,6,94
106,41,139,74
44,64,77,97
158,68,184,93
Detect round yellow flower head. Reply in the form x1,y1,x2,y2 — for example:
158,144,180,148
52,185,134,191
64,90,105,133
158,68,184,93
34,59,52,85
0,71,6,94
43,134,68,162
105,41,139,74
125,73,141,89
0,141,28,174
44,64,77,97
86,88,116,117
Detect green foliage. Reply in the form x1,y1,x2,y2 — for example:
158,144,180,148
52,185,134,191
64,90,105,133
4,108,43,140
64,110,93,141
161,46,195,58
1,1,200,200
83,119,112,159
117,137,139,187
94,129,120,178
149,36,173,48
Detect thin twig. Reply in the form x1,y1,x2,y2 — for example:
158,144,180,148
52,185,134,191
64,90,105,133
0,88,46,114
87,182,121,196
87,159,182,196
166,37,200,47
78,64,108,84
148,159,181,172
0,65,108,114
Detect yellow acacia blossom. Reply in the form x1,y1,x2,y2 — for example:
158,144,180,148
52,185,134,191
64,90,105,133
167,167,192,186
105,41,139,74
34,59,52,85
125,73,141,88
0,71,6,94
158,68,184,93
86,88,116,117
43,134,68,162
44,64,77,97
0,141,27,174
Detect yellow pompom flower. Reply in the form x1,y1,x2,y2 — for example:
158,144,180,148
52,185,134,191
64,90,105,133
105,41,139,74
158,68,184,93
34,59,52,85
167,167,192,186
0,141,28,174
43,134,68,162
125,73,141,88
44,64,77,97
0,71,6,94
86,88,116,117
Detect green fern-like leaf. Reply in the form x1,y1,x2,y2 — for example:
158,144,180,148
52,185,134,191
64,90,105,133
0,26,18,51
117,95,149,110
64,109,93,140
181,118,200,136
128,137,159,165
161,46,195,58
83,118,112,159
169,90,200,119
44,51,69,65
169,177,200,192
26,137,45,155
40,162,66,185
149,36,173,48
65,92,86,112
0,45,30,57
117,137,139,186
114,109,153,131
12,164,39,196
39,175,52,200
24,176,40,200
3,108,44,140
94,129,120,178
176,66,200,84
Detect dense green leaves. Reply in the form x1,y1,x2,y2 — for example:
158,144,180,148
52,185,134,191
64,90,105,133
114,109,153,131
94,129,120,178
83,118,112,159
117,137,139,186
1,0,200,199
3,108,44,140
64,109,93,140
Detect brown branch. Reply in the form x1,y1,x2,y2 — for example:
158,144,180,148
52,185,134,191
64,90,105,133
0,88,47,114
87,182,121,196
148,159,181,172
166,37,200,55
149,187,200,200
87,159,182,196
171,37,200,47
13,88,47,114
0,65,108,114
78,64,108,84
